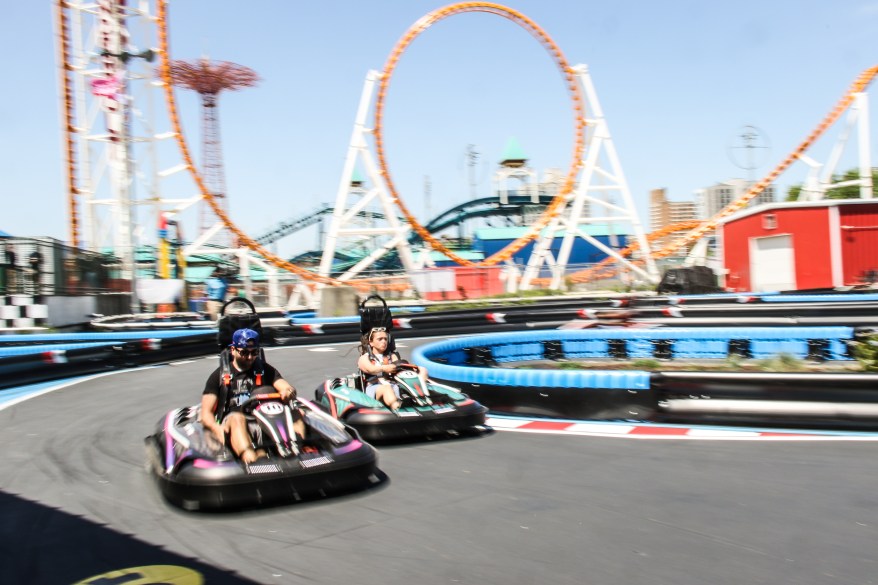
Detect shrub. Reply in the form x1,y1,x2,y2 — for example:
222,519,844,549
851,332,878,372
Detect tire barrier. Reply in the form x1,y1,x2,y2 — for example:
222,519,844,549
411,329,878,430
0,330,215,390
90,311,213,330
275,296,878,343
0,330,216,346
3,294,876,415
654,372,878,430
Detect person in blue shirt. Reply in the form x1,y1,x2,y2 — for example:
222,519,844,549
204,269,228,320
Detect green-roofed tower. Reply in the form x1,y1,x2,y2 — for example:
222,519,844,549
500,137,528,168
350,167,365,188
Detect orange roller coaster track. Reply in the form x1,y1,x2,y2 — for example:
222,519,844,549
59,1,583,288
373,2,586,267
58,1,875,289
563,64,878,285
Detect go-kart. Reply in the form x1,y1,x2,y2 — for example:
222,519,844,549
145,392,378,510
145,295,379,510
315,362,488,442
315,293,487,441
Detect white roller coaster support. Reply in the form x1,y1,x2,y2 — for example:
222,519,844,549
318,70,416,288
856,93,873,199
792,91,872,202
520,64,658,290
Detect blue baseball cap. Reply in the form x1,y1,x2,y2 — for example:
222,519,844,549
231,328,260,348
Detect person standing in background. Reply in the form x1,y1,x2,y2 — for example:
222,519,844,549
204,268,228,321
27,249,42,295
0,242,15,294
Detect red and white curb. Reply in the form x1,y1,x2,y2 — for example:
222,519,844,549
486,417,878,441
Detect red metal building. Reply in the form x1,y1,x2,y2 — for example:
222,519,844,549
718,199,878,292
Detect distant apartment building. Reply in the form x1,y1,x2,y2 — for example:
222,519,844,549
696,178,775,219
649,188,698,254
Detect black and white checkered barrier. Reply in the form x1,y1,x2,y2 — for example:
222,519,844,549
0,296,49,330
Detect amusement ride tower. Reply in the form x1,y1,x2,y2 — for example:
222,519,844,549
169,58,259,248
57,0,179,311
56,2,876,309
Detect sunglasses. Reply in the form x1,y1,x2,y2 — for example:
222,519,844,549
235,347,259,357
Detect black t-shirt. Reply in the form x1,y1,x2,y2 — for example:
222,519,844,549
203,361,282,418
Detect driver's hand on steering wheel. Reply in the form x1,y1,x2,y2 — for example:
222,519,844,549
280,388,296,402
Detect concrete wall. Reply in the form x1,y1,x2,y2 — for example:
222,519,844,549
319,286,359,318
45,293,132,328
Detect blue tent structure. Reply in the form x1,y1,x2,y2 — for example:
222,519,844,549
0,230,11,237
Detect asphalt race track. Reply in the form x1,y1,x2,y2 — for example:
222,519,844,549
2,338,877,585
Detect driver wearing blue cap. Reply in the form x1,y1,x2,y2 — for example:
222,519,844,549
200,328,303,463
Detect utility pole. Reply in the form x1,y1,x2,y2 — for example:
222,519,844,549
424,175,432,222
466,144,479,200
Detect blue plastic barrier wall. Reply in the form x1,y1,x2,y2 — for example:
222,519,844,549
411,327,861,423
414,327,854,367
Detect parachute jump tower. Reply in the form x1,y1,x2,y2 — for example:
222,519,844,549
169,58,259,250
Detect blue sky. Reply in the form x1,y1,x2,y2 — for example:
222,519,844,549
2,1,876,258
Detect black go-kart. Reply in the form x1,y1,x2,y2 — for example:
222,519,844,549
144,297,379,511
145,394,379,510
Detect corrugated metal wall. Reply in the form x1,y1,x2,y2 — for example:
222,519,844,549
839,203,878,285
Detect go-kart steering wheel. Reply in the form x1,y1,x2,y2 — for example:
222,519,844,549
239,393,294,414
392,361,420,372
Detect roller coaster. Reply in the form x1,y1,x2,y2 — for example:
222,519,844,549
259,192,558,272
256,194,556,247
56,1,876,301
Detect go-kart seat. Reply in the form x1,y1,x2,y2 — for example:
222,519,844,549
216,297,263,350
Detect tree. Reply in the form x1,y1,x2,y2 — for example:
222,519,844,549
786,167,878,201
785,184,802,202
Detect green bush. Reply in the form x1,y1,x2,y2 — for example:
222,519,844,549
851,332,878,372
755,353,805,372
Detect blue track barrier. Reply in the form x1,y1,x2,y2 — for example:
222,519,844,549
411,327,874,428
0,330,216,389
0,330,217,345
414,327,854,364
0,342,119,357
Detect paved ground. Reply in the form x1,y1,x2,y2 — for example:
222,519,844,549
2,340,877,585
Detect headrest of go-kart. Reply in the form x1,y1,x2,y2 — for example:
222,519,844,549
217,297,263,349
359,294,392,336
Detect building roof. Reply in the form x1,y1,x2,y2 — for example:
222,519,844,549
718,197,878,225
474,224,630,240
500,137,527,163
426,249,485,262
